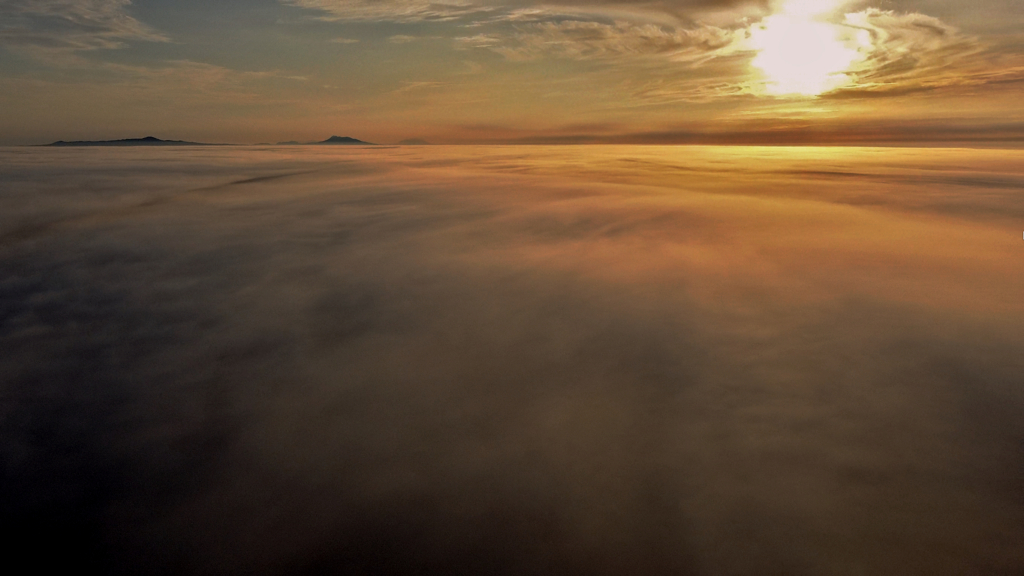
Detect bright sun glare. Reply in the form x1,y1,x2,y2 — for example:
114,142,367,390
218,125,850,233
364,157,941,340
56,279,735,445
751,0,864,96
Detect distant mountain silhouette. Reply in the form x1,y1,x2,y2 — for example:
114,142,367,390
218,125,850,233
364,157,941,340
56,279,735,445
45,136,209,147
276,141,301,145
318,136,373,145
399,138,430,145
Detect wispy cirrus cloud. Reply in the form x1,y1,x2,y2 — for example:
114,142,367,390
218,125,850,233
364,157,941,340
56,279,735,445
0,0,166,52
456,19,745,62
390,80,446,93
282,0,771,25
282,0,493,22
286,0,1024,104
832,9,1007,96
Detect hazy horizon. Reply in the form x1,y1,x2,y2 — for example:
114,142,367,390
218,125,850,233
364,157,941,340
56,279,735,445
13,139,1024,148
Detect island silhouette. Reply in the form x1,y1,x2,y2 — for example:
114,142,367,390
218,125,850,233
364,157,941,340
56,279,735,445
273,136,375,145
318,136,374,145
45,136,208,147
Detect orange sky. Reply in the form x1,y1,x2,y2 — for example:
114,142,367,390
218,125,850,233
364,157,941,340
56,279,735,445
0,0,1021,145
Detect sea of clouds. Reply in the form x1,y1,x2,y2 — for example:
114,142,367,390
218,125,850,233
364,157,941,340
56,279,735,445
1,144,1023,575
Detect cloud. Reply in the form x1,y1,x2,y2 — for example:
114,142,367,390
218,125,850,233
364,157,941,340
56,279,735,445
282,0,493,22
391,80,446,93
282,0,1019,101
282,0,771,24
2,145,1023,574
833,9,990,95
457,19,745,62
0,0,166,52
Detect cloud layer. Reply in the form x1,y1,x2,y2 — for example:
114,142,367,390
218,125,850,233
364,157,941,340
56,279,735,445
2,145,1023,574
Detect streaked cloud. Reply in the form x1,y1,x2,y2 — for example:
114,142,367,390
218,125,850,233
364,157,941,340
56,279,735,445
284,0,774,24
391,80,446,93
0,0,166,52
457,19,745,62
281,0,1023,103
282,0,493,22
291,0,1014,105
836,9,990,95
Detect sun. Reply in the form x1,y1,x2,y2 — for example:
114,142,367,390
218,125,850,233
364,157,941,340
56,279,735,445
751,0,863,96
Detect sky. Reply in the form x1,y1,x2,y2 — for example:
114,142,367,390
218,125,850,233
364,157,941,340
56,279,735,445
0,0,1022,144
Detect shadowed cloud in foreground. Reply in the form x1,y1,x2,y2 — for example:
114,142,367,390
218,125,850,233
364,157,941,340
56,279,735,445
1,145,1023,575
